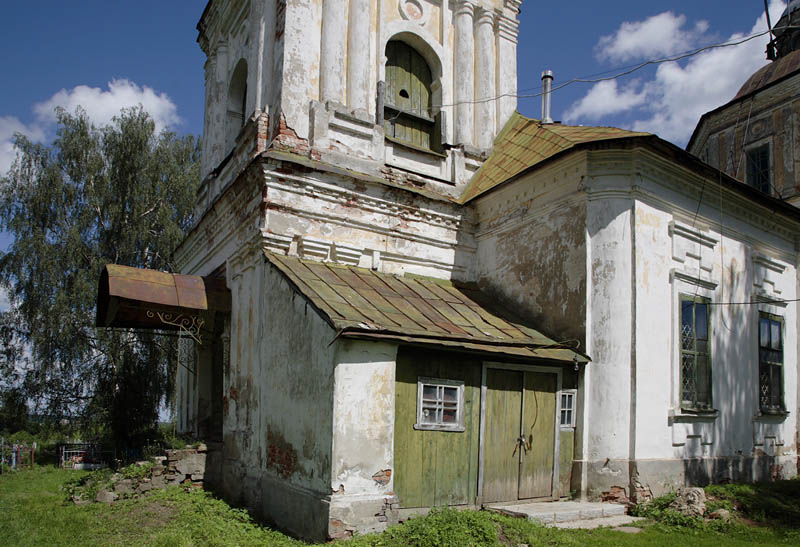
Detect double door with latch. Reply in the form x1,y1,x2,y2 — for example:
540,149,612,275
482,368,557,502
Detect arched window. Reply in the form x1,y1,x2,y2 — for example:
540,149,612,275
384,41,436,151
226,58,248,150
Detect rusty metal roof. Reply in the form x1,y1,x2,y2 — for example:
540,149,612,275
96,264,230,330
459,112,650,203
734,49,800,100
266,253,588,364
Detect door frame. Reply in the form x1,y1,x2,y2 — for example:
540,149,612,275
477,362,562,503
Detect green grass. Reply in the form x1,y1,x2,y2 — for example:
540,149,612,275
1,467,798,546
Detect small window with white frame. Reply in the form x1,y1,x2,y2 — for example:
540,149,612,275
560,390,577,428
415,377,465,432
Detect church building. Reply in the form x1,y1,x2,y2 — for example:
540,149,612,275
97,0,800,540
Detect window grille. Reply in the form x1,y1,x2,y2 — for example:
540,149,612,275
680,295,712,410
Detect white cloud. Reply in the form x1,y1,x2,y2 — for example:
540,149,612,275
1,79,180,176
33,79,180,134
565,1,787,146
0,116,46,177
563,80,646,122
597,11,711,64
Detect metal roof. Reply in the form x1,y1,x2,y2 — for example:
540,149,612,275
733,49,800,100
96,264,230,330
459,112,650,203
265,252,588,364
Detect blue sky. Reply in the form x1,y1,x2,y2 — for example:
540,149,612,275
0,1,786,174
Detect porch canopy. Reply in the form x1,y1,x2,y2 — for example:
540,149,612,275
96,264,230,336
266,253,590,365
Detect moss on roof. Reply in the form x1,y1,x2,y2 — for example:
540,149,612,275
459,112,650,203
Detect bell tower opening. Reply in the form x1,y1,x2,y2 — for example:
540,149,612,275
383,40,435,151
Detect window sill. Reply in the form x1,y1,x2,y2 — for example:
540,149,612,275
385,135,447,159
756,409,790,419
414,423,465,433
669,408,719,423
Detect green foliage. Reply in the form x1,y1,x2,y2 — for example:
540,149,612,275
0,106,200,446
61,467,114,502
359,507,500,547
120,461,154,481
3,467,800,546
705,481,800,527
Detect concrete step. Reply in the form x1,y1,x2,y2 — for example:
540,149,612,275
487,500,628,525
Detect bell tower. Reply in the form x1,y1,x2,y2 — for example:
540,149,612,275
196,0,522,205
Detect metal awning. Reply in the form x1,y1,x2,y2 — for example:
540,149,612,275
96,264,230,343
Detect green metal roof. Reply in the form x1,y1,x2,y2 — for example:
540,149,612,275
265,252,588,364
460,112,651,203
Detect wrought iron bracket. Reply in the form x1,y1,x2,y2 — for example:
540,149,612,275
146,310,205,344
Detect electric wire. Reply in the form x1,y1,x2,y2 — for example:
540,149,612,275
392,24,799,116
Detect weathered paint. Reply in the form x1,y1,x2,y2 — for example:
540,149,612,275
393,348,481,508
170,0,800,540
688,59,800,206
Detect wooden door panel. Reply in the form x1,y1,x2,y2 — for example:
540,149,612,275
518,371,556,499
482,369,522,503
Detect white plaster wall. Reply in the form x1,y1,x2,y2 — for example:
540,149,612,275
330,340,398,495
472,156,589,342
261,160,476,280
256,257,338,494
584,189,634,463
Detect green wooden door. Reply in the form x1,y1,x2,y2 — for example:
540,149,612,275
384,41,434,149
519,372,556,499
393,350,481,508
483,369,556,503
482,369,523,503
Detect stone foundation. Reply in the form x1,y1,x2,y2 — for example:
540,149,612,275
574,453,798,502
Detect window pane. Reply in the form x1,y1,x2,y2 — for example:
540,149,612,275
760,317,770,347
696,355,710,406
442,409,457,423
681,301,693,337
770,364,782,408
442,387,457,402
422,385,437,399
694,303,708,340
771,320,782,351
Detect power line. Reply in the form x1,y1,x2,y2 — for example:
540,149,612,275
399,24,799,115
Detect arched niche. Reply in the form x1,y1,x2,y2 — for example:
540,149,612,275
226,58,248,151
381,29,446,151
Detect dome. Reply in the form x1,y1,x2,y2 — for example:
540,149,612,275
734,49,800,100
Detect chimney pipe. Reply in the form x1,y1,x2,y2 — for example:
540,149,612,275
541,70,554,124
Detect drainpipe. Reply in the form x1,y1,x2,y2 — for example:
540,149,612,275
541,70,554,124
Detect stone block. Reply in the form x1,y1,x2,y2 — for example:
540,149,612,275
114,479,134,495
528,513,554,524
602,504,626,517
150,474,166,489
174,452,206,476
137,482,153,493
96,489,118,503
191,473,204,481
555,510,582,522
579,507,604,519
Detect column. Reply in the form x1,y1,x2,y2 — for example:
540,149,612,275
347,0,371,112
201,53,216,177
475,8,496,150
454,0,475,146
320,0,347,103
212,42,229,167
496,10,519,133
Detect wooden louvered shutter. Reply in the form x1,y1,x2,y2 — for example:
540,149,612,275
384,41,435,150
